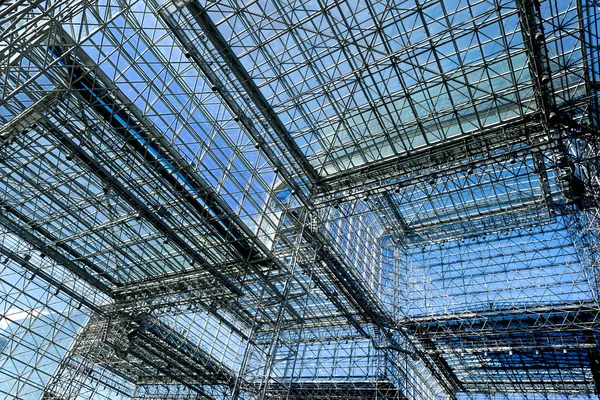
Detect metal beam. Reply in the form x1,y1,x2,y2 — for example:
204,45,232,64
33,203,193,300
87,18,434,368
314,114,547,201
0,206,112,293
159,0,319,189
585,329,600,394
48,40,313,323
398,302,600,326
41,110,243,297
0,214,106,312
516,0,555,117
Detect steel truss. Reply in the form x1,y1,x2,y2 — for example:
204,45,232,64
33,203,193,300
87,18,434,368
0,0,599,399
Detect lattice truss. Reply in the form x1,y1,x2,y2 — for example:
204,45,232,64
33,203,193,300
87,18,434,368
0,0,599,399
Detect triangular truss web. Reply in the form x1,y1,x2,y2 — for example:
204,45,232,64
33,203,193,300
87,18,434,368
0,0,600,399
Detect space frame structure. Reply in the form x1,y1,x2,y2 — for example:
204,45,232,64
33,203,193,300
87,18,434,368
1,0,600,399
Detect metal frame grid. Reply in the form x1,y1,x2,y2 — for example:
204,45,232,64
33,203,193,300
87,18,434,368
0,0,599,399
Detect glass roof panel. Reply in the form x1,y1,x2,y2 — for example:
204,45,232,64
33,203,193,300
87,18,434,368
203,0,536,176
394,216,593,317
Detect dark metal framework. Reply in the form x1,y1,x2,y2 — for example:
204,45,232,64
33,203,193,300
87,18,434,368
0,0,599,399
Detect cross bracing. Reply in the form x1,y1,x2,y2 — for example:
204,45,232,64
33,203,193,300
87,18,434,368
0,0,600,398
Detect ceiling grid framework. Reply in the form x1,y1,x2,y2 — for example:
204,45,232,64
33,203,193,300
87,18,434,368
0,0,600,399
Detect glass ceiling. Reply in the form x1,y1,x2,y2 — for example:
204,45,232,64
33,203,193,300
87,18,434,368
0,0,599,398
203,0,537,175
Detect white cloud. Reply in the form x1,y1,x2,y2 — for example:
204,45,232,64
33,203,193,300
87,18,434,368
0,308,46,331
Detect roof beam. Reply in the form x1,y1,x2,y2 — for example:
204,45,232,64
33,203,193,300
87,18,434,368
49,38,309,322
48,27,278,267
585,329,600,394
0,214,107,312
41,54,242,296
158,0,319,191
516,0,555,118
401,302,600,340
0,205,114,289
314,114,549,202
